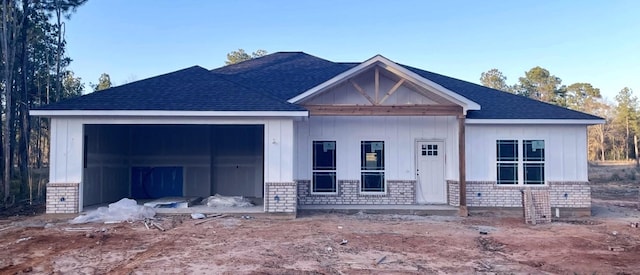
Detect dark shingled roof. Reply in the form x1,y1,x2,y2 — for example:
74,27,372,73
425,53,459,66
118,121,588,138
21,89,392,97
212,52,355,100
33,51,602,120
36,65,304,112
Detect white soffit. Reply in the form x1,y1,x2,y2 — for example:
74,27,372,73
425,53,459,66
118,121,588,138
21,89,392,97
466,119,605,125
29,110,309,118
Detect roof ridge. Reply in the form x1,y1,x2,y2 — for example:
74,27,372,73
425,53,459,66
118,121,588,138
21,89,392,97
213,52,307,73
108,65,210,90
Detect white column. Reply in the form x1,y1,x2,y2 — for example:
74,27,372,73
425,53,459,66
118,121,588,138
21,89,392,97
49,118,84,183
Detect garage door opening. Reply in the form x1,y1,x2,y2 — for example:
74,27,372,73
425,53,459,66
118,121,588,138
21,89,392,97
82,124,265,209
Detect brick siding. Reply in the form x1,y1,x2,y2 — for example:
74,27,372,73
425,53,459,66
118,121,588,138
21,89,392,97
447,181,591,208
297,180,415,205
447,180,460,206
46,182,79,214
265,182,297,213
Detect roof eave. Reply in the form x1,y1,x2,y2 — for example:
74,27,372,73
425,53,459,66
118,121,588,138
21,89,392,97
29,110,309,118
466,118,605,125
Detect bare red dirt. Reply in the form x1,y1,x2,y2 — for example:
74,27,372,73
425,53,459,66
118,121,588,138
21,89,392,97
0,164,639,274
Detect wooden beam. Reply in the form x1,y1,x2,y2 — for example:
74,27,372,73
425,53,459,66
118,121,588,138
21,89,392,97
349,79,376,105
375,67,380,104
458,115,468,217
304,105,463,116
379,79,405,105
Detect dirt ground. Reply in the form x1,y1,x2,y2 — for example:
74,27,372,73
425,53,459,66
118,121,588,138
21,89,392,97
0,164,639,274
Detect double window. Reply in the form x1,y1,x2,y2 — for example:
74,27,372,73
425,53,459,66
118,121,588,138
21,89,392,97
311,140,386,193
361,141,385,192
496,139,545,185
312,141,337,193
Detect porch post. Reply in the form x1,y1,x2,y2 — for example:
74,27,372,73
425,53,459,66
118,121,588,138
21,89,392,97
458,115,468,216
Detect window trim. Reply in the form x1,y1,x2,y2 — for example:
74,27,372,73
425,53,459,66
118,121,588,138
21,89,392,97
359,140,386,194
495,139,546,186
311,140,338,195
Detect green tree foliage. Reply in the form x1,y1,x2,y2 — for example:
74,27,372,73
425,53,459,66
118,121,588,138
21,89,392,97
515,66,563,103
565,83,602,112
91,73,112,92
225,49,268,65
613,87,639,160
480,68,511,92
62,71,84,97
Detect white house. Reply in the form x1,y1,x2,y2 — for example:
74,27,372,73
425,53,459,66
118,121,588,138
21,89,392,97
30,52,603,216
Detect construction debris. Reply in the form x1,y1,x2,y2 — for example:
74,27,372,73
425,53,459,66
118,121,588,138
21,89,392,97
143,197,201,209
70,198,155,224
142,219,165,231
375,255,387,266
194,214,227,225
0,225,14,232
64,227,94,232
190,213,206,219
205,194,254,208
16,237,32,244
522,189,551,224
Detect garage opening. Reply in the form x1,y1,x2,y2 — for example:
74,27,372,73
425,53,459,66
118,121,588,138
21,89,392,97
82,124,264,209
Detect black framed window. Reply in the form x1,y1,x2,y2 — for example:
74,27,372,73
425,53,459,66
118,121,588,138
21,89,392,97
312,141,336,193
496,140,518,185
523,140,545,185
496,139,545,185
361,141,384,192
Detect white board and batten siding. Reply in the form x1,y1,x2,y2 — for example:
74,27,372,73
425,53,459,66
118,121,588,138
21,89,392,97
264,119,294,183
294,116,460,181
466,124,589,182
50,118,84,184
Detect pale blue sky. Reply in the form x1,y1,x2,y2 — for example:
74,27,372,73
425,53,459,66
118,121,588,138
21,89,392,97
65,0,639,100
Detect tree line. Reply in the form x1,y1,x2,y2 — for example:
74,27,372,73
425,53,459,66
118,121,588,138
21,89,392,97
1,0,87,206
480,67,635,162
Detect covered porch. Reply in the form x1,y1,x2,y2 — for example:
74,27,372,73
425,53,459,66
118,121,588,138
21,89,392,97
289,55,476,215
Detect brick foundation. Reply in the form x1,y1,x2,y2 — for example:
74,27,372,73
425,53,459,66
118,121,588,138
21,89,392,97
46,182,80,214
447,181,591,209
265,182,297,213
297,180,415,205
547,181,591,208
447,180,460,206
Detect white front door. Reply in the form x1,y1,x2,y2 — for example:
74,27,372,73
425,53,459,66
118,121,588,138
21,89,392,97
416,141,446,204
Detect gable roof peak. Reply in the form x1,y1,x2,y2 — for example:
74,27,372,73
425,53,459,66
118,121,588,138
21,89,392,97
288,54,481,113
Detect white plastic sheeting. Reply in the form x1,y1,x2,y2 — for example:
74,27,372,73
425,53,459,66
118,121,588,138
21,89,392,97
70,198,155,224
205,194,254,208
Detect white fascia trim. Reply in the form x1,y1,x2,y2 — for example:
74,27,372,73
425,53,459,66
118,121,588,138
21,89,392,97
466,119,605,125
287,55,481,113
29,110,309,117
